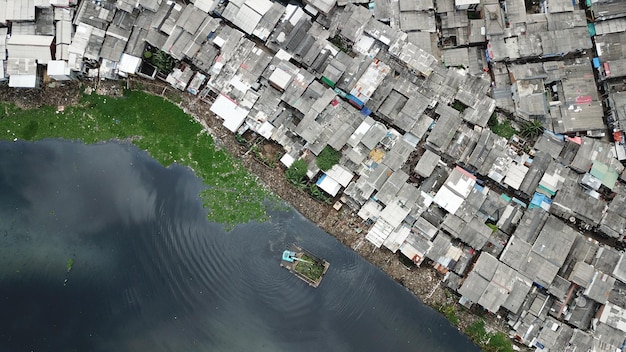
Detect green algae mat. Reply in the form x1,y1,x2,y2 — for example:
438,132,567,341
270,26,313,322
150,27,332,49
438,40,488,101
0,90,275,228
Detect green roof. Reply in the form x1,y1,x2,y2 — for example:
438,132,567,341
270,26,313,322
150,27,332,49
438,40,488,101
590,161,618,189
537,184,556,196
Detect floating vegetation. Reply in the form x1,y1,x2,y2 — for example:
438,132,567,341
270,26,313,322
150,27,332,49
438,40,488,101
294,254,325,282
0,90,276,228
66,258,74,272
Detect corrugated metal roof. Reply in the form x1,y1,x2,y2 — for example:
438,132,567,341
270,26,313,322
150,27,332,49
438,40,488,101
308,0,336,14
7,35,54,62
504,162,529,190
117,53,142,75
0,0,7,25
7,34,54,47
366,218,394,248
246,0,272,15
383,224,411,253
7,58,37,87
0,28,6,60
194,0,218,13
56,19,72,45
231,3,262,35
5,0,35,21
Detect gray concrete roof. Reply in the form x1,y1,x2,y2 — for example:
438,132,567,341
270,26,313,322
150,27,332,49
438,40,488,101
500,236,532,271
376,170,409,205
415,149,440,178
513,207,549,243
534,131,565,159
595,17,626,35
459,270,490,303
569,261,595,288
441,214,491,249
505,0,527,24
548,275,572,301
592,246,622,275
382,137,413,171
570,138,614,173
410,114,434,141
478,261,517,312
547,10,586,30
395,92,431,133
445,125,477,162
546,0,575,13
426,104,461,151
361,122,388,150
519,150,551,197
541,27,593,56
454,186,490,222
533,216,577,266
400,11,436,32
584,271,616,304
594,322,626,352
591,0,626,21
399,0,434,11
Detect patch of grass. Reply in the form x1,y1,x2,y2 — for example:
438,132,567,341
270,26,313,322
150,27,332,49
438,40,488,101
465,319,514,352
439,304,459,325
486,223,498,233
488,113,517,139
0,91,276,228
486,332,514,352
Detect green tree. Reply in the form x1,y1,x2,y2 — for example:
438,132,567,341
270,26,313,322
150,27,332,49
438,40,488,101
285,159,308,186
451,100,468,112
316,146,341,171
150,50,176,75
520,120,543,139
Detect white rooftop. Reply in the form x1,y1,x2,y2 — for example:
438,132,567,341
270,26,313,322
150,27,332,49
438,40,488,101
324,164,354,187
117,54,142,76
269,67,293,90
210,94,249,132
7,35,54,62
316,174,341,196
47,60,70,76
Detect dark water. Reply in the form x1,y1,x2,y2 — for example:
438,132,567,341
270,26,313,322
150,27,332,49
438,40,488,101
0,140,478,352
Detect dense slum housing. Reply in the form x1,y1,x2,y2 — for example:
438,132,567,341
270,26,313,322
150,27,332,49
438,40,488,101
1,0,625,350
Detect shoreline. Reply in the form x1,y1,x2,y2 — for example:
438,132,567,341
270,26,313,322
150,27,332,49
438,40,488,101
119,78,518,348
0,78,522,350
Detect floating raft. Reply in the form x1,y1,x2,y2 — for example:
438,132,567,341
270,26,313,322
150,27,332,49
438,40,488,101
280,244,330,288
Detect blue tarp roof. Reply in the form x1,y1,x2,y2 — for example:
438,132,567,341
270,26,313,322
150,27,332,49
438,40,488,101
593,57,601,68
530,192,552,210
